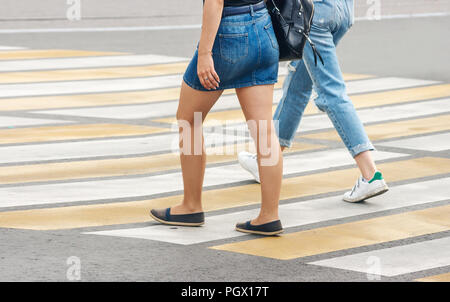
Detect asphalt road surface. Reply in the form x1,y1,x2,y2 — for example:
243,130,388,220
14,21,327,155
0,0,449,282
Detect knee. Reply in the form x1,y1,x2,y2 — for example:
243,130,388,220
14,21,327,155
176,109,205,127
314,89,352,113
248,120,277,145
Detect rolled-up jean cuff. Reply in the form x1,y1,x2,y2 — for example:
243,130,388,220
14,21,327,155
350,142,376,158
279,137,293,148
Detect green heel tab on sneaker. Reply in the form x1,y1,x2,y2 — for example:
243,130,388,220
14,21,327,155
369,171,383,183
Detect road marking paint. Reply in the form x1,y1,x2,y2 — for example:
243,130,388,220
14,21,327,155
0,149,403,209
1,13,447,34
83,177,450,243
336,77,437,95
0,88,183,111
0,142,322,185
350,84,450,108
0,76,435,99
0,132,242,164
222,98,450,134
310,237,450,277
33,90,252,120
303,114,450,141
0,63,370,84
210,205,450,260
0,54,189,72
0,62,190,84
0,46,26,50
155,80,444,126
0,116,73,128
0,123,166,145
155,102,318,126
0,77,441,113
3,156,448,229
0,74,184,98
378,132,450,152
415,272,450,282
0,49,124,61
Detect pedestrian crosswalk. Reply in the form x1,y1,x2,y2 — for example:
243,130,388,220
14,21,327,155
0,47,448,281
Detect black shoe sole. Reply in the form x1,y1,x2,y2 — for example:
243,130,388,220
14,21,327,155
149,211,204,227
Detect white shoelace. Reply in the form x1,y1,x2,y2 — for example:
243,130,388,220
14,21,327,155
349,176,362,196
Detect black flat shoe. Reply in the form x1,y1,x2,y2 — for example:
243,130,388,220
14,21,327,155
149,208,205,226
235,220,283,236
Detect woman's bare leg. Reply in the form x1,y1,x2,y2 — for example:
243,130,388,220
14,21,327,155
236,84,282,224
171,81,223,215
354,150,377,180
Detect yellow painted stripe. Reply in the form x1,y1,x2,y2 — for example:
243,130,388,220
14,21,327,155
153,73,367,125
210,205,450,260
0,89,184,111
351,84,450,109
0,74,373,112
181,103,319,127
303,114,450,141
0,142,323,185
0,57,372,84
0,62,189,84
0,157,448,230
0,49,124,60
0,124,166,145
415,272,450,282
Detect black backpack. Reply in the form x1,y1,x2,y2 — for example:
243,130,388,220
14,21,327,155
267,0,324,65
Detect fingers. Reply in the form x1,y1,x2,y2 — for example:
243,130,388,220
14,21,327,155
207,70,220,88
211,69,221,86
198,72,208,90
198,70,219,90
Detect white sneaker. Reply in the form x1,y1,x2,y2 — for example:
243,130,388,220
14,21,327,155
343,171,389,203
238,151,260,183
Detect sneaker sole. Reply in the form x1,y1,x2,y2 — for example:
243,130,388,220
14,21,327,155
235,227,283,236
149,211,204,227
343,185,389,203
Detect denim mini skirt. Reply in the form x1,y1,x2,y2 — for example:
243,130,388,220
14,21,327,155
183,6,279,91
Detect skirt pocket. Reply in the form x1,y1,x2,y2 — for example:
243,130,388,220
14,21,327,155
218,33,249,64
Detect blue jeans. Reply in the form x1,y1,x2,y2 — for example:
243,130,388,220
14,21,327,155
273,0,374,158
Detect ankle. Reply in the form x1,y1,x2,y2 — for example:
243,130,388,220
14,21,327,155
362,169,377,181
253,212,279,224
172,202,203,214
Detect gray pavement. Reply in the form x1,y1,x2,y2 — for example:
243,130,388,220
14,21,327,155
0,0,449,282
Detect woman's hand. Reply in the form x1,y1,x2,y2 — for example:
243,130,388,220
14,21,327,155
197,51,220,90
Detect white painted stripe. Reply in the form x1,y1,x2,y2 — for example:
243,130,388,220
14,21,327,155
0,150,402,208
16,77,435,113
0,46,26,50
297,98,450,133
0,75,184,98
0,67,288,98
0,25,202,34
378,133,450,152
33,90,266,119
0,13,447,35
343,77,437,95
225,98,450,134
354,12,450,22
85,177,450,245
0,54,188,72
0,116,72,128
310,237,450,277
0,132,243,164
